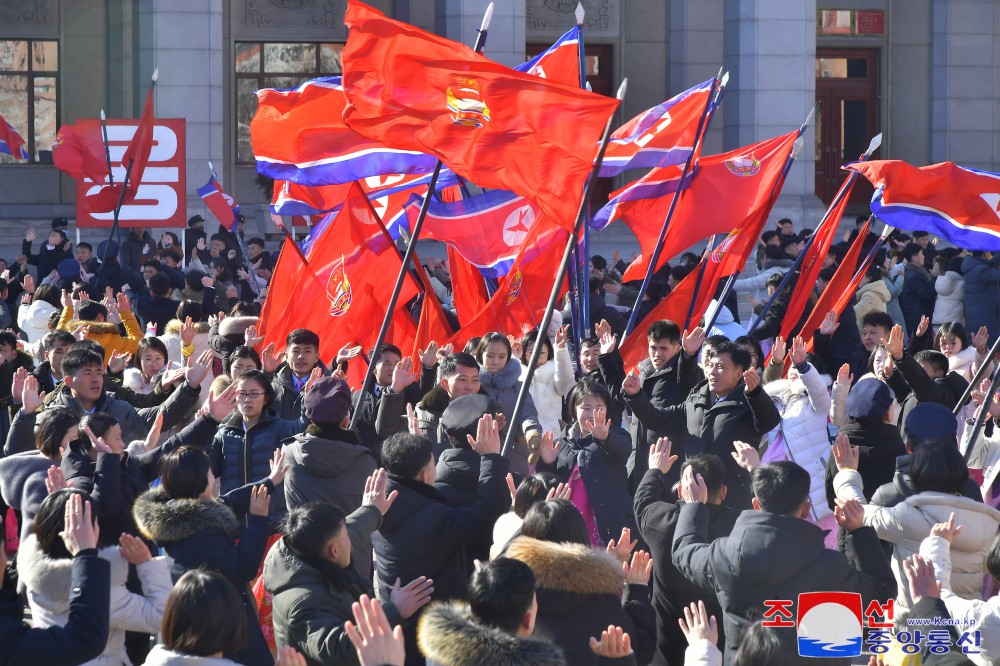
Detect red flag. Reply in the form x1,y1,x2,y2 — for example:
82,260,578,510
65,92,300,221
448,218,569,348
120,86,155,203
777,179,854,342
341,1,619,232
619,267,700,373
258,182,421,386
52,121,108,182
619,131,799,282
802,221,874,349
447,245,490,326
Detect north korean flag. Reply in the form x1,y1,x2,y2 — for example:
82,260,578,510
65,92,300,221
197,175,241,230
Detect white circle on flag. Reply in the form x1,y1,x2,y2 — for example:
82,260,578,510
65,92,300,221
503,206,535,246
372,195,389,222
365,174,406,189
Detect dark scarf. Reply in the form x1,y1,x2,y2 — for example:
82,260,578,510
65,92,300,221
389,473,452,504
304,422,362,445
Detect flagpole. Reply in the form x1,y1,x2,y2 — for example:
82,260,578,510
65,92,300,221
350,4,494,430
100,110,115,188
962,363,1000,463
212,161,262,297
622,70,727,339
683,236,715,331
746,130,881,336
576,2,592,338
704,271,739,332
501,78,627,458
954,328,1000,417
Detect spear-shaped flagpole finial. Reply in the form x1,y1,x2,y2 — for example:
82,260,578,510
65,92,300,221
616,78,628,101
480,3,494,31
867,132,883,155
100,109,106,121
575,2,585,25
208,160,215,173
152,68,159,83
720,71,730,87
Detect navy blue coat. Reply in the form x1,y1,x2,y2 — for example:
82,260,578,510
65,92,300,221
962,255,1000,344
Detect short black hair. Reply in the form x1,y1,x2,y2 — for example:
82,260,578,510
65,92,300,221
282,502,347,565
914,349,949,376
647,320,680,344
520,499,590,546
902,242,924,263
33,489,93,560
588,276,605,296
566,377,612,416
286,328,319,349
518,329,553,367
142,258,163,272
911,443,968,495
184,270,207,292
162,569,248,656
468,558,537,634
818,266,837,283
934,321,970,350
176,299,203,323
751,461,811,516
512,472,561,519
247,237,266,249
765,272,785,291
382,433,434,480
148,271,171,296
42,329,75,353
77,301,108,322
709,340,752,373
374,343,403,362
682,454,726,501
861,311,893,331
669,265,691,282
234,369,275,406
78,412,118,442
579,336,599,352
61,347,104,378
439,352,479,379
760,230,779,244
732,615,797,666
77,241,92,252
36,406,79,458
161,447,213,500
0,331,17,349
474,333,512,365
229,346,262,369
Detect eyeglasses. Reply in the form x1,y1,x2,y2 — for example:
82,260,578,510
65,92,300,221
236,391,264,400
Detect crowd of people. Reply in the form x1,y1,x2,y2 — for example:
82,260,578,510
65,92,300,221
0,211,999,666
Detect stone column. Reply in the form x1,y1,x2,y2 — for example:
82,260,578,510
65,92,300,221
669,0,723,154
436,0,525,67
723,0,824,227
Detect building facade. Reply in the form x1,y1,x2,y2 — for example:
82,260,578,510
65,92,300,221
0,0,998,249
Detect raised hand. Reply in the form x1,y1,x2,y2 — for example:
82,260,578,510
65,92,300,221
159,367,187,390
836,363,853,386
536,431,560,465
678,600,719,647
930,512,962,543
789,336,807,366
594,319,612,343
648,437,678,475
201,275,214,289
335,344,362,366
435,343,453,365
20,274,34,294
742,369,760,392
915,315,930,339
143,413,165,452
303,366,324,395
622,370,641,396
834,498,865,532
554,325,569,350
585,407,611,441
903,554,941,604
390,357,415,394
226,284,238,300
680,465,708,504
818,310,840,336
682,327,706,356
731,440,761,472
344,595,406,666
389,578,434,619
971,377,1000,420
180,317,197,346
115,291,130,314
249,484,271,517
623,550,653,585
599,328,618,355
831,433,859,471
771,336,787,364
545,482,572,501
11,367,28,407
605,527,637,563
974,326,990,355
45,465,68,494
185,349,214,387
207,384,238,422
268,448,288,486
119,533,152,564
362,468,398,516
108,350,131,375
244,325,263,348
82,425,116,455
881,323,905,360
467,414,501,456
589,626,633,659
25,226,36,242
59,494,98,555
261,342,286,373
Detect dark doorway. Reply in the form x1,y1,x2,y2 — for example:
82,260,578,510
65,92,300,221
815,48,879,206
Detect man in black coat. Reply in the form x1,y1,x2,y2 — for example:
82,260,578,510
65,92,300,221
634,445,736,666
0,495,111,666
899,243,936,337
600,319,702,491
373,429,510,666
673,461,897,666
589,278,627,337
624,341,781,509
815,310,893,387
881,323,967,428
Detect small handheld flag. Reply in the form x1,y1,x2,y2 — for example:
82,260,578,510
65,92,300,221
197,171,241,231
0,115,29,160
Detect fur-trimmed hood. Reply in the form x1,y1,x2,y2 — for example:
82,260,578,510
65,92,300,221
418,384,452,416
218,315,258,339
504,537,625,597
480,358,522,391
18,535,127,601
763,372,832,402
65,320,124,336
418,601,565,666
133,488,240,544
164,318,210,335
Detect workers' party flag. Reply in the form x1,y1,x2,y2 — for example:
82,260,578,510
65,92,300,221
846,160,1000,251
341,0,619,232
0,115,29,160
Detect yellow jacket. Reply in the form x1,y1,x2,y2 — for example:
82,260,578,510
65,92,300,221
58,303,143,365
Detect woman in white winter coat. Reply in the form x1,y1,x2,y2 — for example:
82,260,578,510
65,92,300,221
761,335,835,540
932,256,966,331
17,282,60,358
832,440,1000,623
516,318,574,437
18,488,173,666
919,519,1000,666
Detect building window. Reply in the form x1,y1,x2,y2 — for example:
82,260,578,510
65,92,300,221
0,39,58,164
235,41,344,164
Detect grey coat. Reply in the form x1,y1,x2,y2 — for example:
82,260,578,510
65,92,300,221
479,359,541,477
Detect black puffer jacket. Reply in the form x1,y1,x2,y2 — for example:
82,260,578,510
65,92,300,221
824,419,908,510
